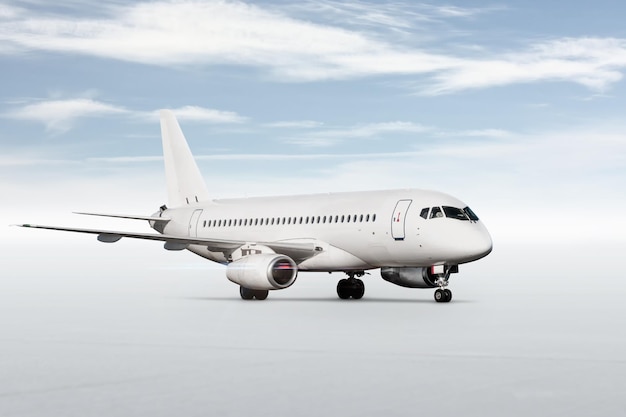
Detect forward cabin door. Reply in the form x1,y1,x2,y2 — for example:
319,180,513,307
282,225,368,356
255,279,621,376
188,209,203,237
391,199,412,240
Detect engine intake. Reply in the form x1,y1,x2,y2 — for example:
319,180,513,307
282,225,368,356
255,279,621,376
227,254,298,290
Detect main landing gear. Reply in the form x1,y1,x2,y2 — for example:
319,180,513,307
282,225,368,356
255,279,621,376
337,271,365,300
239,286,269,300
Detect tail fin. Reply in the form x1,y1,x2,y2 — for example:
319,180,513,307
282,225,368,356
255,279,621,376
159,110,210,207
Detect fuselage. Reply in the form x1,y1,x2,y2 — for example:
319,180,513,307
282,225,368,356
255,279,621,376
155,188,493,271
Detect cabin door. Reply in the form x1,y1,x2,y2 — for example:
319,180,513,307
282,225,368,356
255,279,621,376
188,209,203,237
391,199,412,240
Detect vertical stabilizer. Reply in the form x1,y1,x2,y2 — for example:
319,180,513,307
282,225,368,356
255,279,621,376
160,110,210,207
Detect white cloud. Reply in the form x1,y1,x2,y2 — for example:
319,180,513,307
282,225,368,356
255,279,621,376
1,2,626,94
264,120,324,128
4,99,248,132
3,98,127,132
425,38,626,94
0,4,23,19
147,106,247,123
287,121,431,146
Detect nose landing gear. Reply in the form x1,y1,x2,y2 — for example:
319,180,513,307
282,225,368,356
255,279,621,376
337,271,365,300
434,269,453,303
434,288,452,302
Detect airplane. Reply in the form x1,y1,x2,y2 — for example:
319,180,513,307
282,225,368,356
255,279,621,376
17,110,492,302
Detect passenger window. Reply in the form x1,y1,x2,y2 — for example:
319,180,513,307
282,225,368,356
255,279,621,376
372,214,377,222
430,207,443,218
420,208,429,219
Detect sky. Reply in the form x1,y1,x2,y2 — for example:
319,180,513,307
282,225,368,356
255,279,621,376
1,0,626,244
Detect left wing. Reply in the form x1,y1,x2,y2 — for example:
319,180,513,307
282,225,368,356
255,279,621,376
16,224,319,264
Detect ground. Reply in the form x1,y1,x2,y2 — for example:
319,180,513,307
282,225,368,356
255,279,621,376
1,240,624,416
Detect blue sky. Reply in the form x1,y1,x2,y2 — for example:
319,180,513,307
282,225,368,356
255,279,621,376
2,0,625,243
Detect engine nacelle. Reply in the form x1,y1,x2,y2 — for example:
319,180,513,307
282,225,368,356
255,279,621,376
226,254,298,290
380,266,439,288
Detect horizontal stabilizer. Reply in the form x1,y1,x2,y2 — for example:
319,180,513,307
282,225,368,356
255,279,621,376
74,212,171,223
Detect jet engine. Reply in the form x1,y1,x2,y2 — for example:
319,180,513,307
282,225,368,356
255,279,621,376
226,254,298,290
380,266,439,288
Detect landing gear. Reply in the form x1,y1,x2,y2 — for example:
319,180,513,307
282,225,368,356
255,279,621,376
434,269,453,303
434,288,452,303
239,286,269,300
336,271,365,300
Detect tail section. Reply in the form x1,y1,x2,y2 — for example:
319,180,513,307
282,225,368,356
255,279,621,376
159,110,210,207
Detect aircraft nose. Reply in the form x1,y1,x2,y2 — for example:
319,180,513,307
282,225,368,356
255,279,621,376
451,224,493,263
474,227,493,260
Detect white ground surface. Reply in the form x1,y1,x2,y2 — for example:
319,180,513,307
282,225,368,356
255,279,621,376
1,238,625,416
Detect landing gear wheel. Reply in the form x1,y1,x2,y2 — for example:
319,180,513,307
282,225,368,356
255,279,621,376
239,286,255,300
337,279,350,299
254,290,269,300
434,288,452,303
352,279,365,299
337,276,365,299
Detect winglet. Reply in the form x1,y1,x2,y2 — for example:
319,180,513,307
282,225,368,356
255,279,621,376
159,110,210,207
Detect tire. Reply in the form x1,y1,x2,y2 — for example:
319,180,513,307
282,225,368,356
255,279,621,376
254,290,269,300
352,279,365,299
443,289,452,302
239,286,255,300
337,279,350,299
434,289,444,302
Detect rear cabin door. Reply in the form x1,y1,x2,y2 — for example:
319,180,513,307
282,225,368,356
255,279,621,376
391,199,412,240
188,209,203,237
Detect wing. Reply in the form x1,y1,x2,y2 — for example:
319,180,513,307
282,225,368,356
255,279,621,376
16,224,319,264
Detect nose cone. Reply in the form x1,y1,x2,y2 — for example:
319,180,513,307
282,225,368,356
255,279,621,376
451,223,493,264
472,226,493,261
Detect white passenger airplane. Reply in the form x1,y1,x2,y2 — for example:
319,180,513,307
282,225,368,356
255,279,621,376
18,110,492,302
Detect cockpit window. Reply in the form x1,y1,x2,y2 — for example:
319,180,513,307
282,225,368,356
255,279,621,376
420,208,429,219
464,207,480,221
430,206,443,218
443,206,469,221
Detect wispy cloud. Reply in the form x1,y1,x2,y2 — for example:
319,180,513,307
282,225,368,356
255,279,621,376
1,1,625,94
264,120,323,128
3,98,127,133
286,121,431,146
146,106,247,123
4,99,248,132
286,1,496,32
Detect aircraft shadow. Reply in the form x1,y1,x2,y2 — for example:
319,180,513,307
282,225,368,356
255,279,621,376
178,296,474,304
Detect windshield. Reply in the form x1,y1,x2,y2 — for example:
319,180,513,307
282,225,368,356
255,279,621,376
463,207,480,221
443,206,469,221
